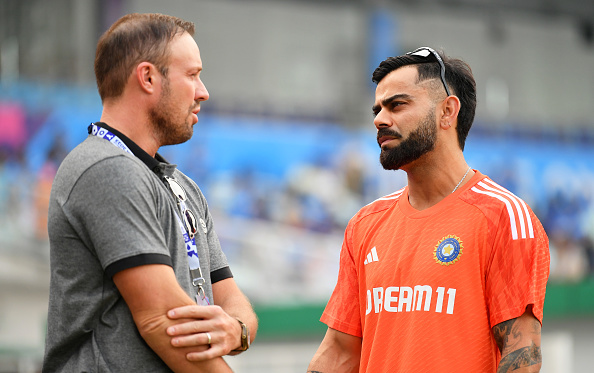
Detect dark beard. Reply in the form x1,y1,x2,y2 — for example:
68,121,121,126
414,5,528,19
379,111,437,170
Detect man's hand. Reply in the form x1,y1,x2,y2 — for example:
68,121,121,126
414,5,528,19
166,304,242,361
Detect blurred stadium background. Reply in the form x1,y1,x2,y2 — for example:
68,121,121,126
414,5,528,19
1,0,594,371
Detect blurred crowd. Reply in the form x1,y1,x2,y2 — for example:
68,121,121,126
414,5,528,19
2,83,594,291
543,190,594,282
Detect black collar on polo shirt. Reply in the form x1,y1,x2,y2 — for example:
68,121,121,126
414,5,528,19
89,122,174,175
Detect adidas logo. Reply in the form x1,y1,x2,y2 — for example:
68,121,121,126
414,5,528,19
364,247,379,265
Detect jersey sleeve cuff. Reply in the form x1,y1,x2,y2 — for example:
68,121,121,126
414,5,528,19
321,312,362,338
105,253,172,278
490,302,542,328
211,266,233,284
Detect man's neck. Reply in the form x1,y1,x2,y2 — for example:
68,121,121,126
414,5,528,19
404,157,473,211
99,109,160,157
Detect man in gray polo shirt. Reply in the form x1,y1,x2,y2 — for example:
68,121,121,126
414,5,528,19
43,13,257,372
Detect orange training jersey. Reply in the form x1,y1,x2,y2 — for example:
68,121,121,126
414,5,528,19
321,171,550,373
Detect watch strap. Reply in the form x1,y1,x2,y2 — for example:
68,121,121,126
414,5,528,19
232,318,250,352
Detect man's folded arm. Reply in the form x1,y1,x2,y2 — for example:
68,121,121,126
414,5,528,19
113,263,232,372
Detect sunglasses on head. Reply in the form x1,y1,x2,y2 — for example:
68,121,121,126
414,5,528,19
406,47,451,97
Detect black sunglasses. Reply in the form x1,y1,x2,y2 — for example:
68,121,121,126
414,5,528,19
406,47,451,97
163,175,198,239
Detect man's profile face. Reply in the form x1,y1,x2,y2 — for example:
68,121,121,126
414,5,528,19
149,32,209,146
373,66,439,171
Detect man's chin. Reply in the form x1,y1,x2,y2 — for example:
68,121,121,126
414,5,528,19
379,158,402,170
163,128,194,146
380,151,399,170
380,163,402,171
380,153,411,170
182,128,194,142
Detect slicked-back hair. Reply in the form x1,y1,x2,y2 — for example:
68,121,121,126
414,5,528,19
94,13,195,102
372,50,476,151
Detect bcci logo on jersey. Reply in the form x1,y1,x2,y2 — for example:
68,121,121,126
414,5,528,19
434,235,463,266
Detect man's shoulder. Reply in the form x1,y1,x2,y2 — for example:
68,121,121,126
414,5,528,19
461,176,540,240
58,136,145,178
461,176,532,212
349,187,406,226
53,136,152,201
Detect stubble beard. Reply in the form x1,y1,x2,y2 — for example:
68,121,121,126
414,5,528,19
149,78,195,147
379,110,438,170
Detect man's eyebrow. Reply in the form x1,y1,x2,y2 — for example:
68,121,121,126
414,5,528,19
372,93,413,113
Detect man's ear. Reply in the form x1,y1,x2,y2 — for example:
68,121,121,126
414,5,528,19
439,95,461,130
135,62,160,94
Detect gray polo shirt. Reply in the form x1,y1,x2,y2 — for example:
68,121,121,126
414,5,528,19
43,123,232,372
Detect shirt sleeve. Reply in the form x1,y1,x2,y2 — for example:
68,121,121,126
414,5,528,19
486,202,550,327
321,222,363,337
63,156,171,273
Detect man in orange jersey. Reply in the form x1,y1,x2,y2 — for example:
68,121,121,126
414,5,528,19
308,47,549,373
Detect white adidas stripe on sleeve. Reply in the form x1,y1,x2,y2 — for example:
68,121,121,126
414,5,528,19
478,181,528,239
471,186,519,240
483,179,534,238
471,179,535,240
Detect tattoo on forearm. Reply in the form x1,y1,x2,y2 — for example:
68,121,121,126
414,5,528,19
493,318,522,352
307,371,324,373
497,342,542,372
494,314,542,372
